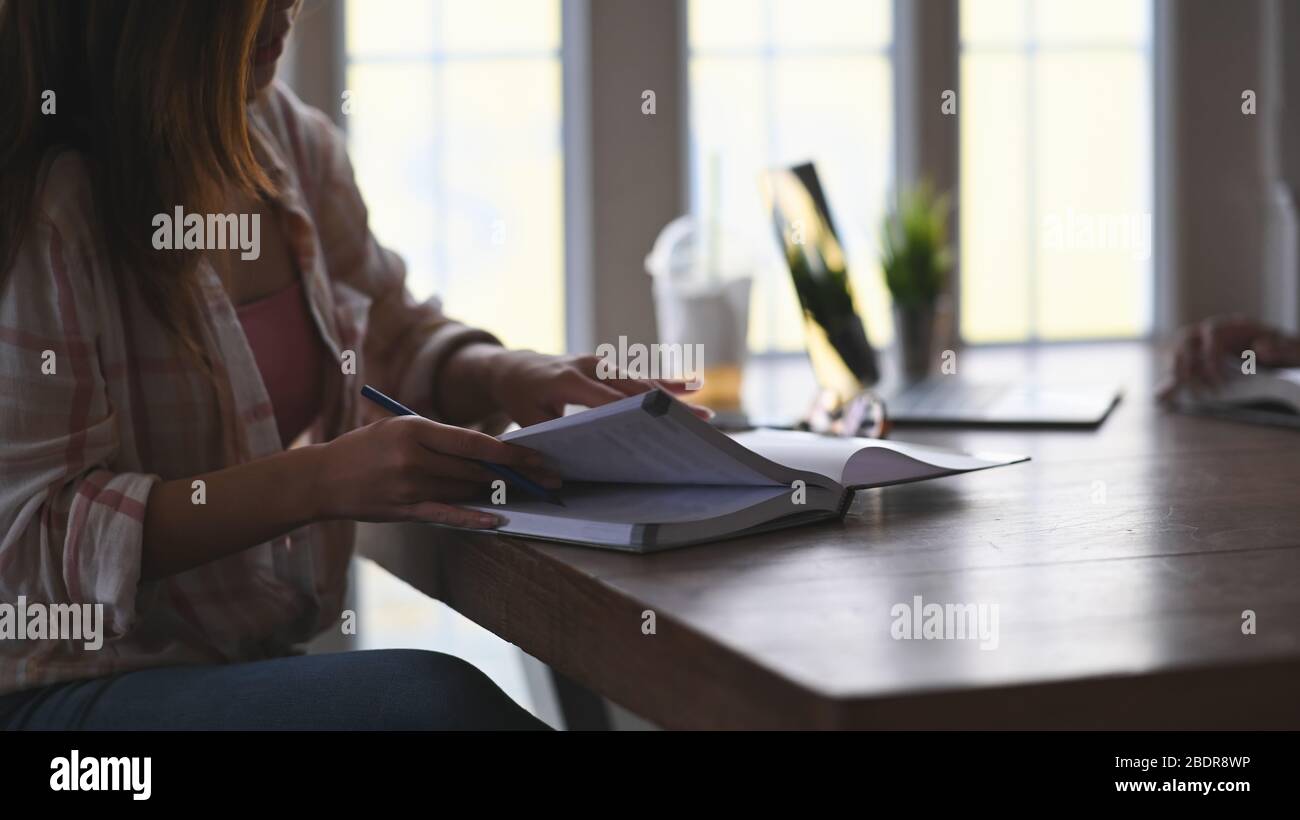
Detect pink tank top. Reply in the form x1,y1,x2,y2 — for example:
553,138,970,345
235,280,326,447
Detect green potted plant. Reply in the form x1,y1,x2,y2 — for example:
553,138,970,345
880,181,953,381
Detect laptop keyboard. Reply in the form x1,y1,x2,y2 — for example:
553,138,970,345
894,380,1008,414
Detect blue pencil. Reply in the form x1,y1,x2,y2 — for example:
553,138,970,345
360,384,565,506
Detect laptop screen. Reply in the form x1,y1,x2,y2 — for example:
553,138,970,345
762,162,880,391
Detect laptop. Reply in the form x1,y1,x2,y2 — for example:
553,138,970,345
763,162,1120,428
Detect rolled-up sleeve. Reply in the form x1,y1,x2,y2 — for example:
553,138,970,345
0,209,159,639
298,98,502,423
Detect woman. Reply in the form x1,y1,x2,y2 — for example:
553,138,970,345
0,0,693,729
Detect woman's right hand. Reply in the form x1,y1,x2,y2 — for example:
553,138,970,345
311,416,558,528
1157,315,1300,403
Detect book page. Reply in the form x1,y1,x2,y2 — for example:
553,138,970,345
503,392,794,486
731,428,1027,488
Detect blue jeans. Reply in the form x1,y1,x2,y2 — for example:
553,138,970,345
0,649,548,730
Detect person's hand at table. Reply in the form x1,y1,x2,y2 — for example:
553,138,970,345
1157,315,1300,403
486,349,711,426
314,415,560,528
439,344,711,428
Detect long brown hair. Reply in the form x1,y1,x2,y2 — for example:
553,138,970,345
0,0,273,361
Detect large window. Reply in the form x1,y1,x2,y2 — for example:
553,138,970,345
344,0,565,353
960,0,1153,342
688,0,895,352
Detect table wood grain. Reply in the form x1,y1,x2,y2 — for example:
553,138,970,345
362,342,1300,729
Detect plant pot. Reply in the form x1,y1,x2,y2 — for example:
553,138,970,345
893,302,937,383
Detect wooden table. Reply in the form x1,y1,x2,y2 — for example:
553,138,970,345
363,342,1300,729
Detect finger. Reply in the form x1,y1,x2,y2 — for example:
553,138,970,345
604,377,701,396
436,461,563,489
409,420,541,469
1171,330,1203,387
557,371,630,408
512,405,561,427
598,377,656,397
1251,331,1300,368
573,353,603,378
1252,333,1279,365
686,403,715,420
1171,346,1196,394
409,452,560,488
1269,335,1300,366
1155,377,1179,405
1161,329,1199,403
408,449,499,484
654,378,699,394
549,378,711,421
573,356,677,398
423,478,487,501
1197,323,1225,387
403,501,499,529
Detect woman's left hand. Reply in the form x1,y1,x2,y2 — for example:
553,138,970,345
486,349,710,427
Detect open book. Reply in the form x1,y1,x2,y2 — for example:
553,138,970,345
1174,368,1300,428
460,390,1027,552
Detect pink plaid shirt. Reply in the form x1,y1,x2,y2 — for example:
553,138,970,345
0,82,498,694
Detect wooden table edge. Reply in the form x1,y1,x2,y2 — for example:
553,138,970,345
363,528,1300,730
